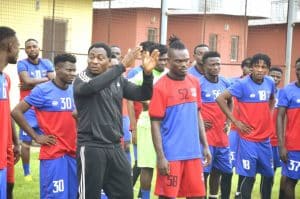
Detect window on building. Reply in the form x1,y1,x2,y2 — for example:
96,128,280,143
43,18,68,61
147,28,158,42
230,36,239,61
209,34,218,51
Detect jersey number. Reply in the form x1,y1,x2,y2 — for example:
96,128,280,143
35,70,42,78
178,88,189,100
212,89,221,99
60,97,72,110
242,159,250,170
288,160,300,172
258,90,267,100
53,179,64,193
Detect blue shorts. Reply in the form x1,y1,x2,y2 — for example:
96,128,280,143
229,130,239,167
19,108,43,142
204,146,232,174
272,146,282,168
282,151,300,180
123,116,131,142
40,155,77,199
236,137,274,177
19,127,43,142
0,168,7,199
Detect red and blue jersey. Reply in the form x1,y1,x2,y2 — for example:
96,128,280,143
0,73,12,169
24,81,77,160
199,75,231,147
228,75,275,142
17,58,54,100
149,74,202,161
17,59,53,127
270,88,280,146
277,82,300,150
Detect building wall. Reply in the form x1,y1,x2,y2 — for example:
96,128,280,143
1,0,93,107
93,8,160,54
136,9,160,45
93,9,137,51
0,0,93,54
92,8,250,78
168,14,247,77
291,25,300,82
247,24,299,85
167,15,204,54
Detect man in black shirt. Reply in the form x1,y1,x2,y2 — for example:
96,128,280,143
74,42,159,199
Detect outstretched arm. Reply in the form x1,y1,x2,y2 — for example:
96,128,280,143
74,47,143,96
123,49,160,101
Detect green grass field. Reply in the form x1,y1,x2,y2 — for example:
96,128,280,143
14,149,300,198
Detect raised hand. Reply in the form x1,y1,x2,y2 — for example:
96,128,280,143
121,46,142,68
142,49,160,75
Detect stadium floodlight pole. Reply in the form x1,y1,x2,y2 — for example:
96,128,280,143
160,0,168,45
285,0,295,85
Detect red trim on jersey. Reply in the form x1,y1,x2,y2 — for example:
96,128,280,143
0,74,11,169
20,90,31,100
236,102,272,142
285,109,300,150
202,103,228,147
149,75,201,119
36,111,77,160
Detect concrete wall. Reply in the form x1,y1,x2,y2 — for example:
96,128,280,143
93,9,249,77
247,23,300,85
167,14,247,77
93,8,160,53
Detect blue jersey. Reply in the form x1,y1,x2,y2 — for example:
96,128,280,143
149,74,202,161
17,58,54,127
228,75,275,141
25,81,76,160
18,58,54,99
188,65,203,79
199,76,231,146
277,82,300,150
127,65,143,79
